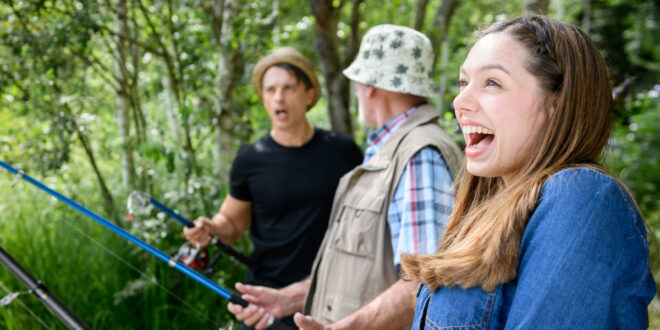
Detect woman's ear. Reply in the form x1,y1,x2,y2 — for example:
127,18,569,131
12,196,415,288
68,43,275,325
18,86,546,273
545,93,559,113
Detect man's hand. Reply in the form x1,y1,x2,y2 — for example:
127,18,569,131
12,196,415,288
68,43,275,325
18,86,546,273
236,282,290,317
227,279,310,329
183,217,212,247
226,282,288,329
294,312,330,330
227,301,273,330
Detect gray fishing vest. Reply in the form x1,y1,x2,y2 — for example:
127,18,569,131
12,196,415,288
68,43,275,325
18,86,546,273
302,104,463,325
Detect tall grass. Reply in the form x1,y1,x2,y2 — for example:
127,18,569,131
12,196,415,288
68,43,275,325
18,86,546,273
0,171,245,329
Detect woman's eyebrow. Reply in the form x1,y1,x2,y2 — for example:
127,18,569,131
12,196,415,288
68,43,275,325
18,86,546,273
460,63,511,76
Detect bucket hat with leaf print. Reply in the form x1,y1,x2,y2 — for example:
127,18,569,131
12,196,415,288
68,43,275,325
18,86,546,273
343,24,436,98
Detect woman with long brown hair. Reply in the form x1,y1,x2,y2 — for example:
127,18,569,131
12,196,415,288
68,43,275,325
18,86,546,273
401,16,656,328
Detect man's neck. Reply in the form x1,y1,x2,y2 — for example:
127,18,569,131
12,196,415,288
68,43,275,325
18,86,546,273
271,122,315,147
375,102,426,128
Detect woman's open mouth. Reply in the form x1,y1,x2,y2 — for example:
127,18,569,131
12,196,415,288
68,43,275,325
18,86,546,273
463,125,494,157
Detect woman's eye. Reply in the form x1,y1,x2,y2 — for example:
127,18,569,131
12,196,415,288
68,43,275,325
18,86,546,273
458,79,468,89
485,79,500,87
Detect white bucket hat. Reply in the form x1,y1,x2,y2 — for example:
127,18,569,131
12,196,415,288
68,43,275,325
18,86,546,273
343,24,435,98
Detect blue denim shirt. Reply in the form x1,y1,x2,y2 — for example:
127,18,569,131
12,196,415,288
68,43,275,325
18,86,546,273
413,168,656,329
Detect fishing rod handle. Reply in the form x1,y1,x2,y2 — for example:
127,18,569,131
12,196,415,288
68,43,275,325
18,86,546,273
268,320,296,330
141,194,253,268
0,161,237,300
229,292,249,307
211,237,254,268
229,294,295,330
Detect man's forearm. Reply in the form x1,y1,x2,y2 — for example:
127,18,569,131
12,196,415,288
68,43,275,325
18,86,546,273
209,212,241,244
332,280,417,330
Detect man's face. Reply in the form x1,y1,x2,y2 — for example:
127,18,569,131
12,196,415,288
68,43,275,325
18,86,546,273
261,66,314,132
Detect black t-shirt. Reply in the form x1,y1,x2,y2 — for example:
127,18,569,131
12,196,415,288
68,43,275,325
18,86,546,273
229,127,363,288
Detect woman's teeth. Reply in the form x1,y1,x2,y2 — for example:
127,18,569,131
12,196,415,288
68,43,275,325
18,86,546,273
462,125,494,134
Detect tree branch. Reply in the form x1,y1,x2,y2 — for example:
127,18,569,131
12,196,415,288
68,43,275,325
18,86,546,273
135,0,181,102
343,0,364,67
410,0,430,31
430,0,459,69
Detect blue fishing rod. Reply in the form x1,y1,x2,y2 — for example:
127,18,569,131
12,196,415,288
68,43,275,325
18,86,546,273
127,191,254,270
0,160,291,330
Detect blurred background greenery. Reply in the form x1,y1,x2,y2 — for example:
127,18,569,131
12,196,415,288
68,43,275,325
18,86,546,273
0,0,658,328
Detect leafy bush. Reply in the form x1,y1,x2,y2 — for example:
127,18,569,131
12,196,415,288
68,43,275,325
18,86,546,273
0,172,246,329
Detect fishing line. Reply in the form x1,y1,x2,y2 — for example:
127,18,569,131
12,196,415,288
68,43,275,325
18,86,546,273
0,280,53,330
0,161,295,330
3,174,217,326
53,213,221,328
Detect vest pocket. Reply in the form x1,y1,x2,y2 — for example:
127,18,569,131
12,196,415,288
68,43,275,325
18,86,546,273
318,292,362,324
331,195,384,258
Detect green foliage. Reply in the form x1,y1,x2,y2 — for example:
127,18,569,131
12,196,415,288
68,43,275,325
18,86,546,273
604,87,660,238
0,0,659,327
0,172,245,328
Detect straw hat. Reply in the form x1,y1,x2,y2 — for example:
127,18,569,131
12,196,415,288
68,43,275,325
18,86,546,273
251,47,321,110
343,24,435,98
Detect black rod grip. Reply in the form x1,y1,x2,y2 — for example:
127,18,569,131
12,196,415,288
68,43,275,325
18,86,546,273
228,293,295,330
211,238,254,268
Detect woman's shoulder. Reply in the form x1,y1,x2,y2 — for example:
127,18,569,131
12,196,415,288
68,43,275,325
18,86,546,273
543,167,630,202
537,166,644,237
545,167,615,187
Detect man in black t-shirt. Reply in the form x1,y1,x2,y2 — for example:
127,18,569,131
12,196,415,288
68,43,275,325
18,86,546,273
184,47,362,328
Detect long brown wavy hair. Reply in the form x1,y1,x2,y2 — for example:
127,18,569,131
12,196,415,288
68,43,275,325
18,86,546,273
401,16,614,291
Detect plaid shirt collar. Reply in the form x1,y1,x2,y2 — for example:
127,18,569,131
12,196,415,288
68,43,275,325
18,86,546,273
364,106,419,163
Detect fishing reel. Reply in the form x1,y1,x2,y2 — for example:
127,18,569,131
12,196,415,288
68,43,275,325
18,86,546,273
126,191,222,273
175,242,210,271
173,241,226,274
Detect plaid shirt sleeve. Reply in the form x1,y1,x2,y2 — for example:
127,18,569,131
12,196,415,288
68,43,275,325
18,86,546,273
388,146,455,267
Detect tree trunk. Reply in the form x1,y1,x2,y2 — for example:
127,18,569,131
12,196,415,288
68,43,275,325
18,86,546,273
344,0,364,67
523,0,550,16
162,75,182,145
77,132,117,219
554,0,565,20
436,38,451,113
411,0,430,31
114,0,136,191
581,0,591,34
207,0,245,175
430,0,459,70
55,85,117,219
311,0,353,136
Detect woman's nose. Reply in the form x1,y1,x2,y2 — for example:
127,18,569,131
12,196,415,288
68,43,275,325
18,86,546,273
453,86,477,116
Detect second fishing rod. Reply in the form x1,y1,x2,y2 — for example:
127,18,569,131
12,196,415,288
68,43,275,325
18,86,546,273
127,191,254,271
1,160,291,330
